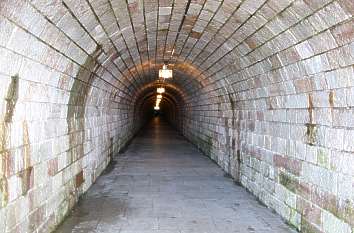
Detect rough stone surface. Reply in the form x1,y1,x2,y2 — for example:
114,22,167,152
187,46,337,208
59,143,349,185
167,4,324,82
0,0,353,232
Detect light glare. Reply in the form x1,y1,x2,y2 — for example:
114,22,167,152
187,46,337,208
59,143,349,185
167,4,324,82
159,64,173,79
157,87,165,93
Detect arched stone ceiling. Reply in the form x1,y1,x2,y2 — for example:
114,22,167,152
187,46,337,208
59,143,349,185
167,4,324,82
133,82,186,104
0,0,354,232
2,0,352,104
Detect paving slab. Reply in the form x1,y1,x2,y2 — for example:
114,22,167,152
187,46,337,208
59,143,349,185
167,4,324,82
55,118,296,233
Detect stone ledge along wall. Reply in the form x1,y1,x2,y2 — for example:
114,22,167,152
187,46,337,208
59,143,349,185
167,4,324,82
0,0,354,233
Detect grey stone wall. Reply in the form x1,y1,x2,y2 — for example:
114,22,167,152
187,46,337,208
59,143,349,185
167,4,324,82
0,0,353,233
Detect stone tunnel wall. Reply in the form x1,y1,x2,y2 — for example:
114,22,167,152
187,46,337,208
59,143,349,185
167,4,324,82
182,84,241,179
0,2,140,232
180,2,354,233
0,0,354,233
234,5,354,233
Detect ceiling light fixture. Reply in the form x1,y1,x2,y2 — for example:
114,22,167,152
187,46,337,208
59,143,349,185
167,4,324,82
157,87,165,94
159,64,173,79
154,93,163,111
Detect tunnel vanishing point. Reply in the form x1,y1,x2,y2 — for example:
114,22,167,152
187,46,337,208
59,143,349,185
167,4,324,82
0,0,354,232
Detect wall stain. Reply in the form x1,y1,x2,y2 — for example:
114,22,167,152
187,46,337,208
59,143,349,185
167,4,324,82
224,116,231,173
0,75,19,207
4,75,19,123
0,175,8,208
329,91,334,120
19,121,33,195
308,94,313,124
317,148,329,168
329,91,334,108
279,172,297,193
305,94,317,145
108,137,113,160
227,93,241,181
305,123,317,146
0,123,10,207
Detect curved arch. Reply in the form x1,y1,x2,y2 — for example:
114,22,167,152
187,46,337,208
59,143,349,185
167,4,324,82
133,83,185,129
0,1,353,232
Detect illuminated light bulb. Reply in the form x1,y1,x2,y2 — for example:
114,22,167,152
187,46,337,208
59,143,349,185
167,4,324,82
157,94,162,99
154,106,160,110
157,87,165,94
159,64,173,79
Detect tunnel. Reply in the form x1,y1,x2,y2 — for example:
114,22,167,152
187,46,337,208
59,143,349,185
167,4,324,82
0,0,354,232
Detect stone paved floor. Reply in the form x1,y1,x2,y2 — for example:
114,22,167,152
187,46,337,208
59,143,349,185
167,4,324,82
55,117,296,233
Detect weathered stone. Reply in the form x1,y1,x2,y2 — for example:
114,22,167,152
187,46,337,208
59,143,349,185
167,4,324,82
274,154,302,175
75,171,84,189
0,0,353,232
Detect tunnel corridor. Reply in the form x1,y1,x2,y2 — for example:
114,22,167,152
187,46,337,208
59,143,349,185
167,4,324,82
0,0,354,232
55,117,295,233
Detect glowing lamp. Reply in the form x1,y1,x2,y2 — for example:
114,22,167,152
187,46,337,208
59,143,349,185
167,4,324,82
157,88,165,94
159,64,173,79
